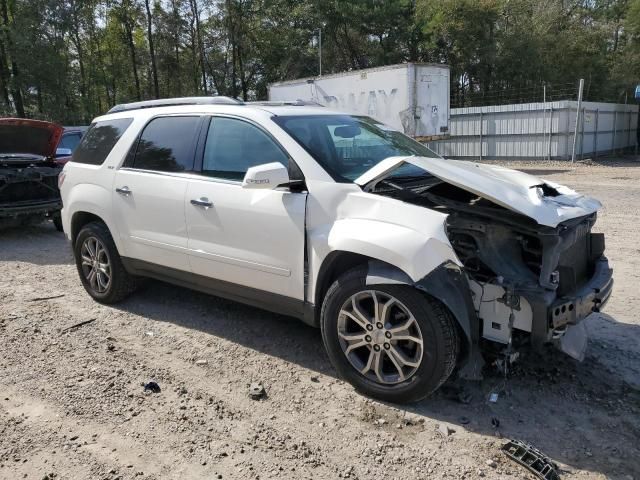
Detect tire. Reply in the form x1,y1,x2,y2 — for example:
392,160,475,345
74,221,139,304
52,212,63,232
321,266,459,403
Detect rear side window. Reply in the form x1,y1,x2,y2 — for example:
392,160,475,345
72,118,133,165
202,117,288,181
132,116,200,172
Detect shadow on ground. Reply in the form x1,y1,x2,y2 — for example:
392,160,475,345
114,279,640,479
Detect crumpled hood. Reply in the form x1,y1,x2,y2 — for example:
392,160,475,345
354,156,601,228
0,118,63,160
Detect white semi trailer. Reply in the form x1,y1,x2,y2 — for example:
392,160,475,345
268,63,450,141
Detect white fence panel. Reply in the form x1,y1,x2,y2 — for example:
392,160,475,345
429,101,638,160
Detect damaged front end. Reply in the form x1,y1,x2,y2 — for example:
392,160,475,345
440,183,613,361
361,160,613,371
0,118,64,228
0,164,62,227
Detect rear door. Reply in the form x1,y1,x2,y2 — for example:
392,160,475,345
113,115,203,272
185,115,307,301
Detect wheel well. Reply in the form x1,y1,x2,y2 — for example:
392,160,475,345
70,212,104,244
314,252,371,314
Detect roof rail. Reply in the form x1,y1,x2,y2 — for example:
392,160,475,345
107,96,243,113
247,100,324,107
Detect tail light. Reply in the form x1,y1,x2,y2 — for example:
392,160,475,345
58,170,66,189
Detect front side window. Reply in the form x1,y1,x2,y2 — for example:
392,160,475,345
133,116,200,172
73,118,133,165
202,117,288,181
274,115,440,182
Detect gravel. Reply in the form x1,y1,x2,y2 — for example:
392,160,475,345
1,158,639,479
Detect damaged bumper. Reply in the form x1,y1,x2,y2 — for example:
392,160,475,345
522,255,613,352
548,256,612,361
549,256,613,331
0,199,62,227
0,199,62,217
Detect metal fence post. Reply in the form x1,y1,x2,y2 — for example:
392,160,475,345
565,104,571,159
579,108,585,160
594,109,599,159
612,110,617,155
548,107,553,160
479,111,483,161
628,110,632,153
571,79,584,163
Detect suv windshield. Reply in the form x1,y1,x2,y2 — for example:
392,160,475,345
274,114,439,182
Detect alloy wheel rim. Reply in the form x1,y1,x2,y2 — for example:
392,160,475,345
337,290,424,385
80,237,111,293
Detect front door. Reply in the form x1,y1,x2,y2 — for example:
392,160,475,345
185,116,307,301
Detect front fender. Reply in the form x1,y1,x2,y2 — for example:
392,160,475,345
325,218,459,282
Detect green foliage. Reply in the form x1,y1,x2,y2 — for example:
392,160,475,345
0,0,636,123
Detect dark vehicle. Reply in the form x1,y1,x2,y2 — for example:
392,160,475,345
0,118,64,230
54,126,88,165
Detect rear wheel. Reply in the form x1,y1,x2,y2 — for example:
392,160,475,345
321,267,459,403
74,222,139,303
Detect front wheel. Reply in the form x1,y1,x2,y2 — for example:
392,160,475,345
321,267,459,403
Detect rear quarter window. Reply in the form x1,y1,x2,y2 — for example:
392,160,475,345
72,118,133,165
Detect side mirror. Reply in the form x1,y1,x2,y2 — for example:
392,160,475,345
242,162,290,190
56,147,72,158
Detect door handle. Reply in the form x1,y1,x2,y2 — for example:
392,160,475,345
115,186,131,196
191,197,213,209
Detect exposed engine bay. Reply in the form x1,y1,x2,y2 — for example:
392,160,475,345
0,163,62,227
366,173,613,362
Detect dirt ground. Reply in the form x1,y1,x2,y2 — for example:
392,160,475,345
1,158,639,480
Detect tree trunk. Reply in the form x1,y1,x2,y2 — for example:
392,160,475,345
0,35,12,110
171,0,181,96
1,0,24,117
190,0,208,95
226,0,237,97
70,0,88,121
144,0,160,98
122,10,141,101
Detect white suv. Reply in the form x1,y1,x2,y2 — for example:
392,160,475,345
60,97,613,402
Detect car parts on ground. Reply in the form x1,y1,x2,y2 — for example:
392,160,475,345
502,439,560,480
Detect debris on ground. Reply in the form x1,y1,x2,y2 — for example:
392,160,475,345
195,359,208,365
438,423,455,437
143,381,161,394
501,439,560,480
29,294,65,302
485,459,497,468
489,392,499,403
248,382,266,400
59,318,96,334
491,417,500,429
